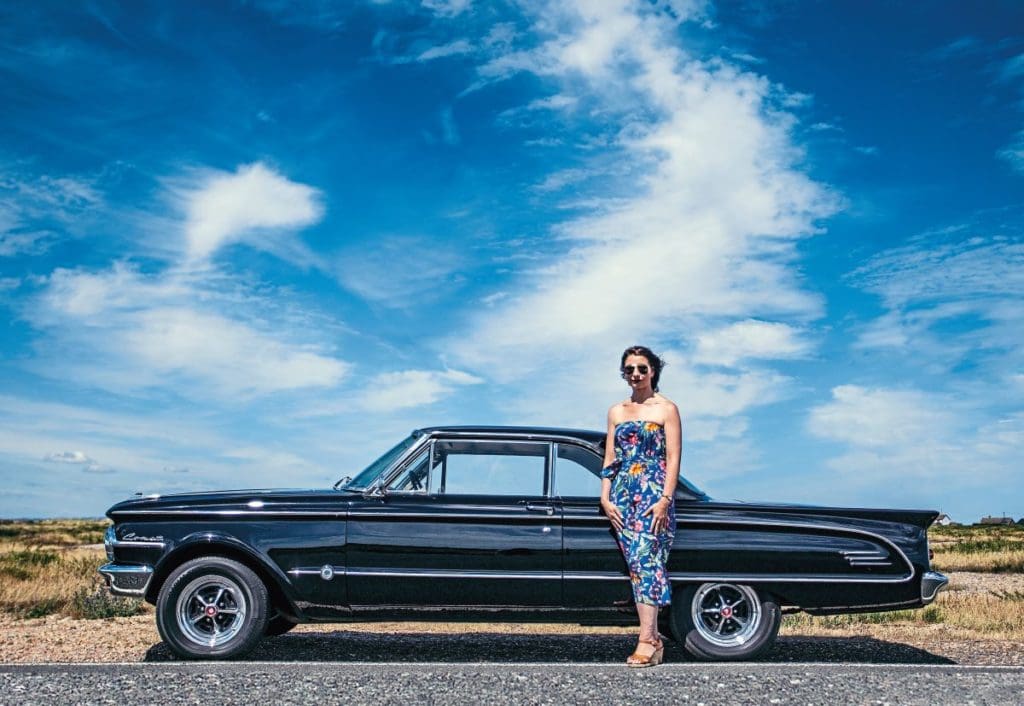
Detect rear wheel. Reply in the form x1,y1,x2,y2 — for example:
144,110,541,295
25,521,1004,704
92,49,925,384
669,582,780,661
156,556,269,660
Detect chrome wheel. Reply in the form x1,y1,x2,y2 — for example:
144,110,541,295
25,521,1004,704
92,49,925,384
175,576,248,647
691,583,762,648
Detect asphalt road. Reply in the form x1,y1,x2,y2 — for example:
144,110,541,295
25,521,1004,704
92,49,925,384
1,663,1022,705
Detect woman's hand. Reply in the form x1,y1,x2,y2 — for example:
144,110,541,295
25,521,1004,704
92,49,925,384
601,498,623,532
643,497,671,533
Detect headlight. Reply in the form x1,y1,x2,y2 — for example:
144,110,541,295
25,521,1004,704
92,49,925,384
104,526,115,561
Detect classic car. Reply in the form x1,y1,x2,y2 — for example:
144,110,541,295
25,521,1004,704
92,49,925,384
100,425,948,661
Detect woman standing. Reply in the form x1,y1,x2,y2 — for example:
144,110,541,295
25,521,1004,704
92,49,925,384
600,345,681,667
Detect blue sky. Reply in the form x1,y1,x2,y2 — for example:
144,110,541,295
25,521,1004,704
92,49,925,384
1,0,1022,521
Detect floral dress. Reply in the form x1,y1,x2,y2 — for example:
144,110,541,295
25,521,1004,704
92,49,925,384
601,420,676,606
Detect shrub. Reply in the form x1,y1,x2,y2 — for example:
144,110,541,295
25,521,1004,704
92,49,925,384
68,586,145,620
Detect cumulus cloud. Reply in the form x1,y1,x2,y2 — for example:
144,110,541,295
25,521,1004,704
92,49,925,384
180,162,323,261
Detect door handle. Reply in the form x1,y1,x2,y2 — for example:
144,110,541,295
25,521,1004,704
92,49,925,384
524,503,555,515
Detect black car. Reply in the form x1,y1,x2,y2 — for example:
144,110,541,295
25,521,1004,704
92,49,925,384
100,425,948,661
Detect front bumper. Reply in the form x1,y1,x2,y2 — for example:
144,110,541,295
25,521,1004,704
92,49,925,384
921,570,948,604
99,563,153,597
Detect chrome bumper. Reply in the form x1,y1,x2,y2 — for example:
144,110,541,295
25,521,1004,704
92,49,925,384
99,563,153,597
921,570,948,604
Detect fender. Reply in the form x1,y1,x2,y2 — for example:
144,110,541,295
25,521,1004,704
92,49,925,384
147,531,303,618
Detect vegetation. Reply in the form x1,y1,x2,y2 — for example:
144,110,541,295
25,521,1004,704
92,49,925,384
0,519,145,619
930,524,1024,573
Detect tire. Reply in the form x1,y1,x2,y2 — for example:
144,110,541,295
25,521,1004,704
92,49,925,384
266,613,299,637
156,556,269,660
668,582,780,661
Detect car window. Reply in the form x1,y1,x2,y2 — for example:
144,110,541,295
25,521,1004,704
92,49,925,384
433,440,549,496
386,443,433,493
554,443,603,497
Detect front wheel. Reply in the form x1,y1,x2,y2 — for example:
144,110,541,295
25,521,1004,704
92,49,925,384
668,583,780,661
156,556,269,660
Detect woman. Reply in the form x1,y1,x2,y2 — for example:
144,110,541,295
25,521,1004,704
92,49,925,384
600,345,681,667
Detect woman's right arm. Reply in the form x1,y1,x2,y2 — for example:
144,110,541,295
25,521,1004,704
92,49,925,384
600,407,623,532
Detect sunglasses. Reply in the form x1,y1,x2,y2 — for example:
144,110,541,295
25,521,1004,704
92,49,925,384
622,364,649,375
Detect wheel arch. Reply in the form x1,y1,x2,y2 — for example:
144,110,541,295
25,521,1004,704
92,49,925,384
147,534,299,621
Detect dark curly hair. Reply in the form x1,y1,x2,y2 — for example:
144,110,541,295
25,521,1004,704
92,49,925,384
620,345,665,391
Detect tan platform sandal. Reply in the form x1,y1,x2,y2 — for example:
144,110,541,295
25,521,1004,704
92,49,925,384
626,638,664,668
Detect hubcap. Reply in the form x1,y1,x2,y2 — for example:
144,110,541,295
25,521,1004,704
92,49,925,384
176,576,248,647
691,583,762,648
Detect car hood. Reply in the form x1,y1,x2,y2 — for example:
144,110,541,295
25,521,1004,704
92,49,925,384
105,487,343,520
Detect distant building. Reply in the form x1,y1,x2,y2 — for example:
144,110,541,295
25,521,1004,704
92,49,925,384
934,513,956,526
979,516,1015,525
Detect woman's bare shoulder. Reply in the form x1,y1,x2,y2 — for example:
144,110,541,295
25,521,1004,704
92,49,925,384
607,400,630,422
654,394,679,412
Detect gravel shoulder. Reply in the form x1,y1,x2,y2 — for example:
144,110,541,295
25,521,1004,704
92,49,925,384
1,613,1020,666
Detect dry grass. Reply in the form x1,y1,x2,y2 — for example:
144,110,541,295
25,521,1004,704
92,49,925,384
782,587,1024,641
0,519,145,619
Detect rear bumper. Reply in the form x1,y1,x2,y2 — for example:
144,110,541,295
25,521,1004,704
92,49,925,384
99,563,153,597
921,570,948,604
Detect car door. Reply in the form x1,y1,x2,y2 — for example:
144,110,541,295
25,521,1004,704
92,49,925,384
554,442,633,607
345,436,563,607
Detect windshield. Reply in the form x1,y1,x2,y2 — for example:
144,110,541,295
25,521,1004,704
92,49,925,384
342,433,420,491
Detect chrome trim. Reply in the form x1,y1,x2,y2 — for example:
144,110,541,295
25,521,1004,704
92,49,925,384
565,570,913,584
342,567,917,585
112,509,347,518
288,565,345,578
921,570,949,603
99,563,154,596
347,568,560,580
673,514,917,582
348,511,552,522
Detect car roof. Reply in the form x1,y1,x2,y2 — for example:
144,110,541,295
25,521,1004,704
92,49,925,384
415,425,606,446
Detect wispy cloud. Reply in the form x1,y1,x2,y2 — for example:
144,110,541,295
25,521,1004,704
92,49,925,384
439,0,835,447
693,320,811,367
360,369,483,412
0,172,103,257
808,385,1022,498
44,450,94,464
28,263,349,397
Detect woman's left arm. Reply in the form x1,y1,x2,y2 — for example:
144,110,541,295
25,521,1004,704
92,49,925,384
663,402,682,497
644,403,682,531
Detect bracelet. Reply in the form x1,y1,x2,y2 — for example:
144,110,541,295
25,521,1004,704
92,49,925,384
661,493,673,500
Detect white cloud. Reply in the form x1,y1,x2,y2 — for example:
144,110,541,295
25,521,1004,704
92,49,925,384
450,2,834,383
335,235,463,307
360,369,483,412
29,262,349,397
422,0,473,18
0,172,102,256
44,450,94,464
999,129,1024,173
808,385,955,449
180,162,323,261
417,39,473,61
849,234,1024,376
694,319,810,366
807,385,1023,495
